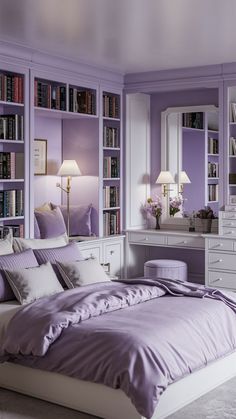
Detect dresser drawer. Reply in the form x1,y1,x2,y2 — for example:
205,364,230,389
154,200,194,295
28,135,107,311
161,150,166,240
221,227,236,237
208,238,234,252
208,252,236,270
129,232,166,246
208,270,236,290
167,235,204,249
222,211,236,219
221,219,236,228
78,244,102,262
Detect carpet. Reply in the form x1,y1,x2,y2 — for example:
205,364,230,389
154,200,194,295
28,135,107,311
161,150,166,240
0,378,236,418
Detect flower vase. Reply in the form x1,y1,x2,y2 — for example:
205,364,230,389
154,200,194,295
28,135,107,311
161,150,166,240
155,216,160,230
201,218,212,234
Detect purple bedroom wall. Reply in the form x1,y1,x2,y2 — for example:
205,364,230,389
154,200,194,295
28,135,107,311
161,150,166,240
62,118,100,236
34,116,62,207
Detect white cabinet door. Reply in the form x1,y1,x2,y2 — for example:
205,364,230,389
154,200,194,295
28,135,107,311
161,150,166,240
104,240,124,278
77,243,103,262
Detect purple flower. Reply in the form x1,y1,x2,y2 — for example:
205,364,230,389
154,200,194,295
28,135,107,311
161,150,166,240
142,196,162,218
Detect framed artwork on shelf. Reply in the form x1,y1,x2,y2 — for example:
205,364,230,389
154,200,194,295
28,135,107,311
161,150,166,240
34,139,47,175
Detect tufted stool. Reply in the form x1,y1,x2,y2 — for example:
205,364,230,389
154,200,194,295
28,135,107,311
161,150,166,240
144,259,188,281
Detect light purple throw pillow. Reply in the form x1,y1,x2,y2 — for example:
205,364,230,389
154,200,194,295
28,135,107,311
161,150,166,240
0,249,39,302
34,215,41,239
33,242,84,286
34,207,67,239
52,204,92,236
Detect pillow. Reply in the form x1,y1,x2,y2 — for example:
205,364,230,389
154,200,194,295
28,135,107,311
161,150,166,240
33,242,84,285
34,207,67,239
57,258,110,288
0,231,14,256
34,215,41,239
35,202,52,212
13,233,68,252
4,262,63,305
52,203,92,236
0,249,39,302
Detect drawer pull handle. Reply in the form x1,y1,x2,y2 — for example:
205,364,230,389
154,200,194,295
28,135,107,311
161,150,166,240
211,259,223,264
110,250,114,255
143,237,149,241
211,278,223,284
182,240,187,244
90,253,95,258
227,231,234,235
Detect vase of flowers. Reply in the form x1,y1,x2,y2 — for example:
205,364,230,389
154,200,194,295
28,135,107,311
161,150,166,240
196,206,216,233
169,196,183,217
142,196,162,230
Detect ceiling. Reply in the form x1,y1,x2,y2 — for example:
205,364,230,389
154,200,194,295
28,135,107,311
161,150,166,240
1,0,236,75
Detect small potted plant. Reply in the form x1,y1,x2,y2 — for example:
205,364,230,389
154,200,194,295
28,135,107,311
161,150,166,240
196,206,216,233
142,196,162,229
169,196,183,217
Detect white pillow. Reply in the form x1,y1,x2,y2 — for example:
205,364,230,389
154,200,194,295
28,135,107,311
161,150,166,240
57,258,110,288
13,233,68,252
0,231,13,255
35,202,52,212
4,262,64,304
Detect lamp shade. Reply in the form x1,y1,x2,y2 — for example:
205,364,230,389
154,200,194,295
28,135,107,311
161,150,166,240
57,160,81,177
156,171,175,184
179,171,191,184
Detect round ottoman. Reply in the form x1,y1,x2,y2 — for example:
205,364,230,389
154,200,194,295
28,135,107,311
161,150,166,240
144,259,188,281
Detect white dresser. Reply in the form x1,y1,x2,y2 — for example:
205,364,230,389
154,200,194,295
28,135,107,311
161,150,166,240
205,234,236,291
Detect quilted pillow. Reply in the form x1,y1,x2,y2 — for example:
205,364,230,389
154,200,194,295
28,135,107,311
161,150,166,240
51,204,92,236
34,207,67,239
0,249,39,302
57,258,110,288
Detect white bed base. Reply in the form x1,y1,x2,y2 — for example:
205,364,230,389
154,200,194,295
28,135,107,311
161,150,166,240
1,352,236,419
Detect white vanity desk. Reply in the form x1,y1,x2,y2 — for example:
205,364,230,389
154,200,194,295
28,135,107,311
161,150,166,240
127,229,205,249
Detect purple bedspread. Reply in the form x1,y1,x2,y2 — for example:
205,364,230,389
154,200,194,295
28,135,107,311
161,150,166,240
1,277,236,418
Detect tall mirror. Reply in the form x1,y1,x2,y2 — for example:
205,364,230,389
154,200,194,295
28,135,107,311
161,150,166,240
160,105,219,221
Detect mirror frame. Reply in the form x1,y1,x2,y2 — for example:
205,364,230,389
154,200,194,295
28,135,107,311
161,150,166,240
160,104,218,226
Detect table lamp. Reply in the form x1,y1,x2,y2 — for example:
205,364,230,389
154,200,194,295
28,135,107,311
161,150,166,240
156,171,175,197
179,171,191,194
56,160,81,236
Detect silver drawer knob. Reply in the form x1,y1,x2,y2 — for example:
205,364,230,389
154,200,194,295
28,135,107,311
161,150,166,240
211,278,223,283
144,237,148,241
217,259,223,263
110,250,114,255
182,240,187,244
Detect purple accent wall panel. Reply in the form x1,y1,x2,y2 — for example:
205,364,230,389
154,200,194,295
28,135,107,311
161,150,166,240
150,88,218,199
182,130,205,213
62,118,99,236
34,116,62,207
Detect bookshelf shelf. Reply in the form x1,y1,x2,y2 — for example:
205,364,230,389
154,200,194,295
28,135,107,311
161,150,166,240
103,178,120,181
0,140,24,144
35,107,98,120
208,177,219,180
103,117,120,122
182,126,204,133
0,216,24,221
103,207,120,211
208,153,219,157
103,147,120,151
0,100,24,107
0,179,24,182
208,200,218,203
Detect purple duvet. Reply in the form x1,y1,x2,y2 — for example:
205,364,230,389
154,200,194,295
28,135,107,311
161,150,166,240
1,277,236,418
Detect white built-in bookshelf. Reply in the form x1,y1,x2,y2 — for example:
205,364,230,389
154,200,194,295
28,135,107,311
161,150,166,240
228,87,236,203
0,64,28,238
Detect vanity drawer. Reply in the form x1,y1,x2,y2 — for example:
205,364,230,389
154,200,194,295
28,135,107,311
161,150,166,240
208,270,236,290
208,238,234,252
221,219,236,228
78,244,102,262
208,252,236,271
167,236,204,249
129,232,166,246
222,211,236,219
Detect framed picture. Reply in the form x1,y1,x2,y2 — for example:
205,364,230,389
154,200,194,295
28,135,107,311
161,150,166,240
34,139,47,175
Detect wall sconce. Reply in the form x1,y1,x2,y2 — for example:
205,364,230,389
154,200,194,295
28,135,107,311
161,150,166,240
179,171,191,194
56,160,81,236
156,171,175,197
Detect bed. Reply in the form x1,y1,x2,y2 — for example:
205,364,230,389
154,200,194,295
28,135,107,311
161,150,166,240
1,278,236,419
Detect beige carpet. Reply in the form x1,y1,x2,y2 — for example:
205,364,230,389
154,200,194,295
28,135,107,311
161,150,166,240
1,377,236,419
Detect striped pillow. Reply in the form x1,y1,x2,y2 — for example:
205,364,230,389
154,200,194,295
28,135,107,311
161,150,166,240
0,249,39,302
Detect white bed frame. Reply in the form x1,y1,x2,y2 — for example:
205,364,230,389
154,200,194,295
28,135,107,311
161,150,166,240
1,352,236,419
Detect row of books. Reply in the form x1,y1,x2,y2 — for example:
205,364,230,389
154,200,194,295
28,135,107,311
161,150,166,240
182,112,204,129
0,73,24,104
0,189,24,218
0,114,24,141
231,103,236,122
103,186,120,208
208,137,219,154
103,157,120,178
0,224,24,238
208,162,219,178
0,152,24,179
208,184,218,202
103,210,120,236
34,80,66,111
103,126,119,148
103,94,120,119
229,136,236,155
69,88,96,114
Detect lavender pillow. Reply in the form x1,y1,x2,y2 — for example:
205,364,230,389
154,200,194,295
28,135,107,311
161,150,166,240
52,204,92,236
33,242,84,285
35,207,67,239
34,215,41,239
0,249,39,302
